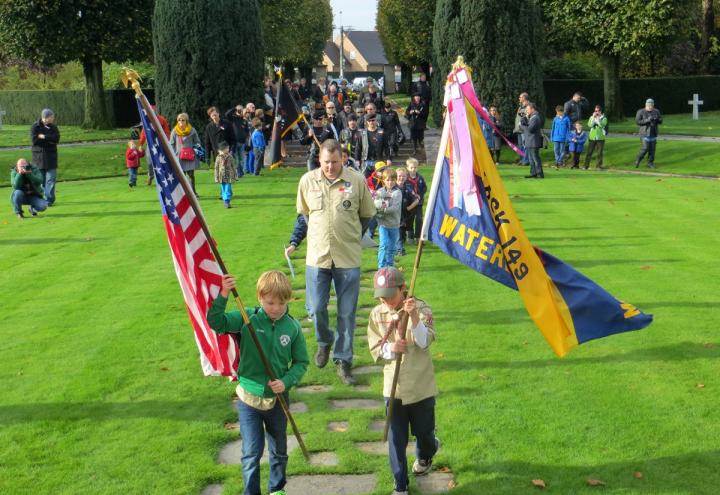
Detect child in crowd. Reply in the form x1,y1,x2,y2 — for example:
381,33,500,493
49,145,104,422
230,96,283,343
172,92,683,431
568,121,588,169
404,158,427,243
250,118,266,176
206,270,308,495
367,160,389,193
488,106,503,165
125,140,145,189
374,168,402,268
396,167,420,257
550,105,572,168
214,142,238,208
342,146,360,172
367,267,440,495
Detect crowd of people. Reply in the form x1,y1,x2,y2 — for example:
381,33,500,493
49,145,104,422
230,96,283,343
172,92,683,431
509,91,663,179
7,74,667,495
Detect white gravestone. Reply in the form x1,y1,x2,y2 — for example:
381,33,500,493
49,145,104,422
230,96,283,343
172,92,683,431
0,108,6,129
688,93,704,120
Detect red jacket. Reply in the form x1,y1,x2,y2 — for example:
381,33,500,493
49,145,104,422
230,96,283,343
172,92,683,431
139,114,171,146
125,148,145,168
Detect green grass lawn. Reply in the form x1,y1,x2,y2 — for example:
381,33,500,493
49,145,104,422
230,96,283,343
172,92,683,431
0,124,129,147
1,165,719,494
3,134,718,189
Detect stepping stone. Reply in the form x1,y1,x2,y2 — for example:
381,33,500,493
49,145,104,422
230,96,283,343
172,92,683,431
218,436,299,465
327,421,349,432
290,402,309,413
416,471,456,493
330,399,383,410
296,384,332,394
309,451,339,466
200,483,223,495
368,420,385,432
356,441,414,456
353,365,382,375
285,474,377,495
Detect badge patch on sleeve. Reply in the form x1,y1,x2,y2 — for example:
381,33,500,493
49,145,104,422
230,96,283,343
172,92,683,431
279,335,291,346
342,199,352,209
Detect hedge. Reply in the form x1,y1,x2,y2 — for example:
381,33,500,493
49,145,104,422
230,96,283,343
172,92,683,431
544,76,720,117
0,89,155,127
2,76,718,126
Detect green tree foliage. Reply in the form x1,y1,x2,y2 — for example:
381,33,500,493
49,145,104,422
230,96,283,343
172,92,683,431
154,0,264,133
261,0,332,70
542,0,695,119
0,1,153,129
432,0,545,128
377,0,434,91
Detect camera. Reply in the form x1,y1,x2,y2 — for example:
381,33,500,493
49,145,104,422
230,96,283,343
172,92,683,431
22,164,31,171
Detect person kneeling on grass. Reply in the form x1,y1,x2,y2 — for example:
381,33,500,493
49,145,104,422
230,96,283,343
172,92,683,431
11,158,48,219
206,270,309,495
214,142,238,209
367,267,441,495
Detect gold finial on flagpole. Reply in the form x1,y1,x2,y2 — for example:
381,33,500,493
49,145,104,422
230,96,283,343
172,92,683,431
452,55,472,78
120,67,143,96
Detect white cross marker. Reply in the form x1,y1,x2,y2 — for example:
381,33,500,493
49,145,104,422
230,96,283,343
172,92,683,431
688,93,703,120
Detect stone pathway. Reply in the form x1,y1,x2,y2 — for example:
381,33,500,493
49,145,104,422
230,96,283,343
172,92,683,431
203,270,455,495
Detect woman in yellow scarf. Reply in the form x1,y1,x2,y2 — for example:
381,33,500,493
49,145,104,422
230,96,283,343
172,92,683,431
169,112,201,195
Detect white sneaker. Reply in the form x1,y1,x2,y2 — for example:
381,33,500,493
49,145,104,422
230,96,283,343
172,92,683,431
412,436,440,476
392,491,408,495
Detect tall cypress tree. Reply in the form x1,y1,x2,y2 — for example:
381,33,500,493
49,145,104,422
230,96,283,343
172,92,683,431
153,0,264,132
432,0,545,129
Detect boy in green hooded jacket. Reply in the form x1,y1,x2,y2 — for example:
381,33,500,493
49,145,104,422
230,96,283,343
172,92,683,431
207,270,308,495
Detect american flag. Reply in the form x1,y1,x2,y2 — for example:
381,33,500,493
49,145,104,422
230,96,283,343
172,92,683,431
136,98,238,377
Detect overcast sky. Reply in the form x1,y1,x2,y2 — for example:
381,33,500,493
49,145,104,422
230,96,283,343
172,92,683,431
330,0,378,32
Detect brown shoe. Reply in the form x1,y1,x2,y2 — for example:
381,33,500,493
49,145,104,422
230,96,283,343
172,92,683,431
336,361,357,385
314,346,331,368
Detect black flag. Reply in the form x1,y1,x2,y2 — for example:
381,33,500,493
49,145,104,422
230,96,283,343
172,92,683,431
268,74,302,169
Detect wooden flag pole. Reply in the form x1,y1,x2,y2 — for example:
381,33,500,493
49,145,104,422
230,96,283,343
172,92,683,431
123,69,311,462
383,240,425,442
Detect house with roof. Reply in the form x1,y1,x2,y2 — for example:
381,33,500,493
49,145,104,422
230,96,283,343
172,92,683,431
319,30,396,92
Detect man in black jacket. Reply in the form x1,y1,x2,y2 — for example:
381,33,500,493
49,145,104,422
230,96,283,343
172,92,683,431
300,111,333,171
563,92,590,124
225,105,249,176
30,108,60,206
205,106,236,168
412,72,432,106
634,98,663,169
521,103,544,179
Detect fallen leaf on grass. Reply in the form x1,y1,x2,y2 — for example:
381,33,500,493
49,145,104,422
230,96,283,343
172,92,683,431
586,479,606,486
224,422,239,430
435,353,445,360
696,383,705,389
703,342,715,348
531,479,546,489
640,265,654,270
479,373,490,380
633,471,643,479
159,367,169,371
448,479,458,489
438,466,453,473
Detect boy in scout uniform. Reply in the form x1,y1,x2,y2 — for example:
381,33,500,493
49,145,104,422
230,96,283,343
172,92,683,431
296,139,376,385
367,267,440,495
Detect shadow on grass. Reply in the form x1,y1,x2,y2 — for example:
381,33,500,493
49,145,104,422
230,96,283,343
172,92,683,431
559,258,682,268
437,341,720,370
510,195,637,203
47,210,156,218
456,450,720,494
0,400,229,425
0,237,105,245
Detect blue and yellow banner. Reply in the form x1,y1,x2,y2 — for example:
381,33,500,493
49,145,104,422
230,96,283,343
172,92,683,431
423,62,652,357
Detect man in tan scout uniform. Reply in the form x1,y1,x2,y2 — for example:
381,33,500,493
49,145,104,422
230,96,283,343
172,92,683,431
297,139,376,384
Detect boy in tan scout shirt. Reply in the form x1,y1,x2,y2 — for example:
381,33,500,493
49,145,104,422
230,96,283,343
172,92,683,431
367,267,440,495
